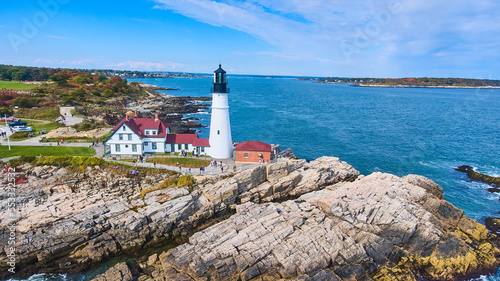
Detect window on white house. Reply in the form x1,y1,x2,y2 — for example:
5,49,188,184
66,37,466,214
185,144,188,150
201,147,205,152
116,144,120,152
178,144,181,150
152,142,157,149
218,130,220,135
144,142,148,146
123,126,126,131
119,134,123,140
145,130,149,135
132,144,137,152
128,134,132,141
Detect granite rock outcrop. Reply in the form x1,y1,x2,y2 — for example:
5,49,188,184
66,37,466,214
156,172,499,280
0,156,359,279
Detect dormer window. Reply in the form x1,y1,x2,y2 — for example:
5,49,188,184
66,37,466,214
145,129,158,136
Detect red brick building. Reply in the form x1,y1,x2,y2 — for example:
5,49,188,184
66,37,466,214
234,141,272,163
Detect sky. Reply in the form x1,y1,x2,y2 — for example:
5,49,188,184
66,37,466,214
0,0,499,78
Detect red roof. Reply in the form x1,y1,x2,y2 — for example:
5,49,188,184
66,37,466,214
234,141,271,152
166,134,198,144
193,138,210,147
112,117,170,138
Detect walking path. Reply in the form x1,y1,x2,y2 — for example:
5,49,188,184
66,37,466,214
108,155,280,176
0,140,277,174
60,106,83,126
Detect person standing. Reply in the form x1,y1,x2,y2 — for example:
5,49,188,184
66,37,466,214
221,166,224,173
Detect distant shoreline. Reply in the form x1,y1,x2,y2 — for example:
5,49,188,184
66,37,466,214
316,81,500,89
353,84,500,89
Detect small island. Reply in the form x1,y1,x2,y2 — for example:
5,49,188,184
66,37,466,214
317,77,500,89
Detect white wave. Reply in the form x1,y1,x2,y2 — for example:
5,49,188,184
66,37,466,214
7,273,67,281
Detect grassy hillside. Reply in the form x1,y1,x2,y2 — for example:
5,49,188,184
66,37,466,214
0,81,39,90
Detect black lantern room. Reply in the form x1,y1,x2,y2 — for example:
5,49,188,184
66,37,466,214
212,64,229,93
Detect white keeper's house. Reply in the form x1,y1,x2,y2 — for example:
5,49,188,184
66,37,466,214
106,64,234,159
105,112,210,156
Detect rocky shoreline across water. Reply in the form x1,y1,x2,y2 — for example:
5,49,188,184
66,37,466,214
126,90,211,134
1,155,500,280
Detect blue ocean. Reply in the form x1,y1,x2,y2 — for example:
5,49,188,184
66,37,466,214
12,76,500,280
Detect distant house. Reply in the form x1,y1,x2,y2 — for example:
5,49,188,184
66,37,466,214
105,113,210,156
234,141,272,163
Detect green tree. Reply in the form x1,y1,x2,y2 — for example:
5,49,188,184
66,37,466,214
72,74,92,85
102,89,114,98
12,71,25,81
0,106,14,116
11,97,33,108
50,73,69,87
69,87,87,102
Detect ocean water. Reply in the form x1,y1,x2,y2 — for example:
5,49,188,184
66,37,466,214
10,76,500,280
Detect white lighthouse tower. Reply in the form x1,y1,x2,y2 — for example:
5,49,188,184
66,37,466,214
209,64,233,159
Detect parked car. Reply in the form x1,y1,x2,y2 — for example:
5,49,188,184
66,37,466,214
13,126,32,132
8,121,27,127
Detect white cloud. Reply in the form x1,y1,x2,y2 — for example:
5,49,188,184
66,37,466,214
68,59,93,65
33,59,53,64
152,0,500,77
107,61,185,71
47,35,69,39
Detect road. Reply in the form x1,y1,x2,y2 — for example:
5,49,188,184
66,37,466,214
60,106,83,126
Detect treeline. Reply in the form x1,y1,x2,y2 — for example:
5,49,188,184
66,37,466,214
0,64,201,81
0,65,148,112
33,69,145,105
319,77,500,87
0,65,60,81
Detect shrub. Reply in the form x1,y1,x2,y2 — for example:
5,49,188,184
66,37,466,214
8,155,36,166
10,131,29,139
140,175,195,197
36,156,105,167
14,106,60,121
140,177,176,197
177,175,195,188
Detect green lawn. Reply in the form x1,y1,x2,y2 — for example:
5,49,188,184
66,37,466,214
0,81,39,90
0,146,94,158
146,157,210,168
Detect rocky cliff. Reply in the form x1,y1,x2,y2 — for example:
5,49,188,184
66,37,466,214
0,157,498,280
